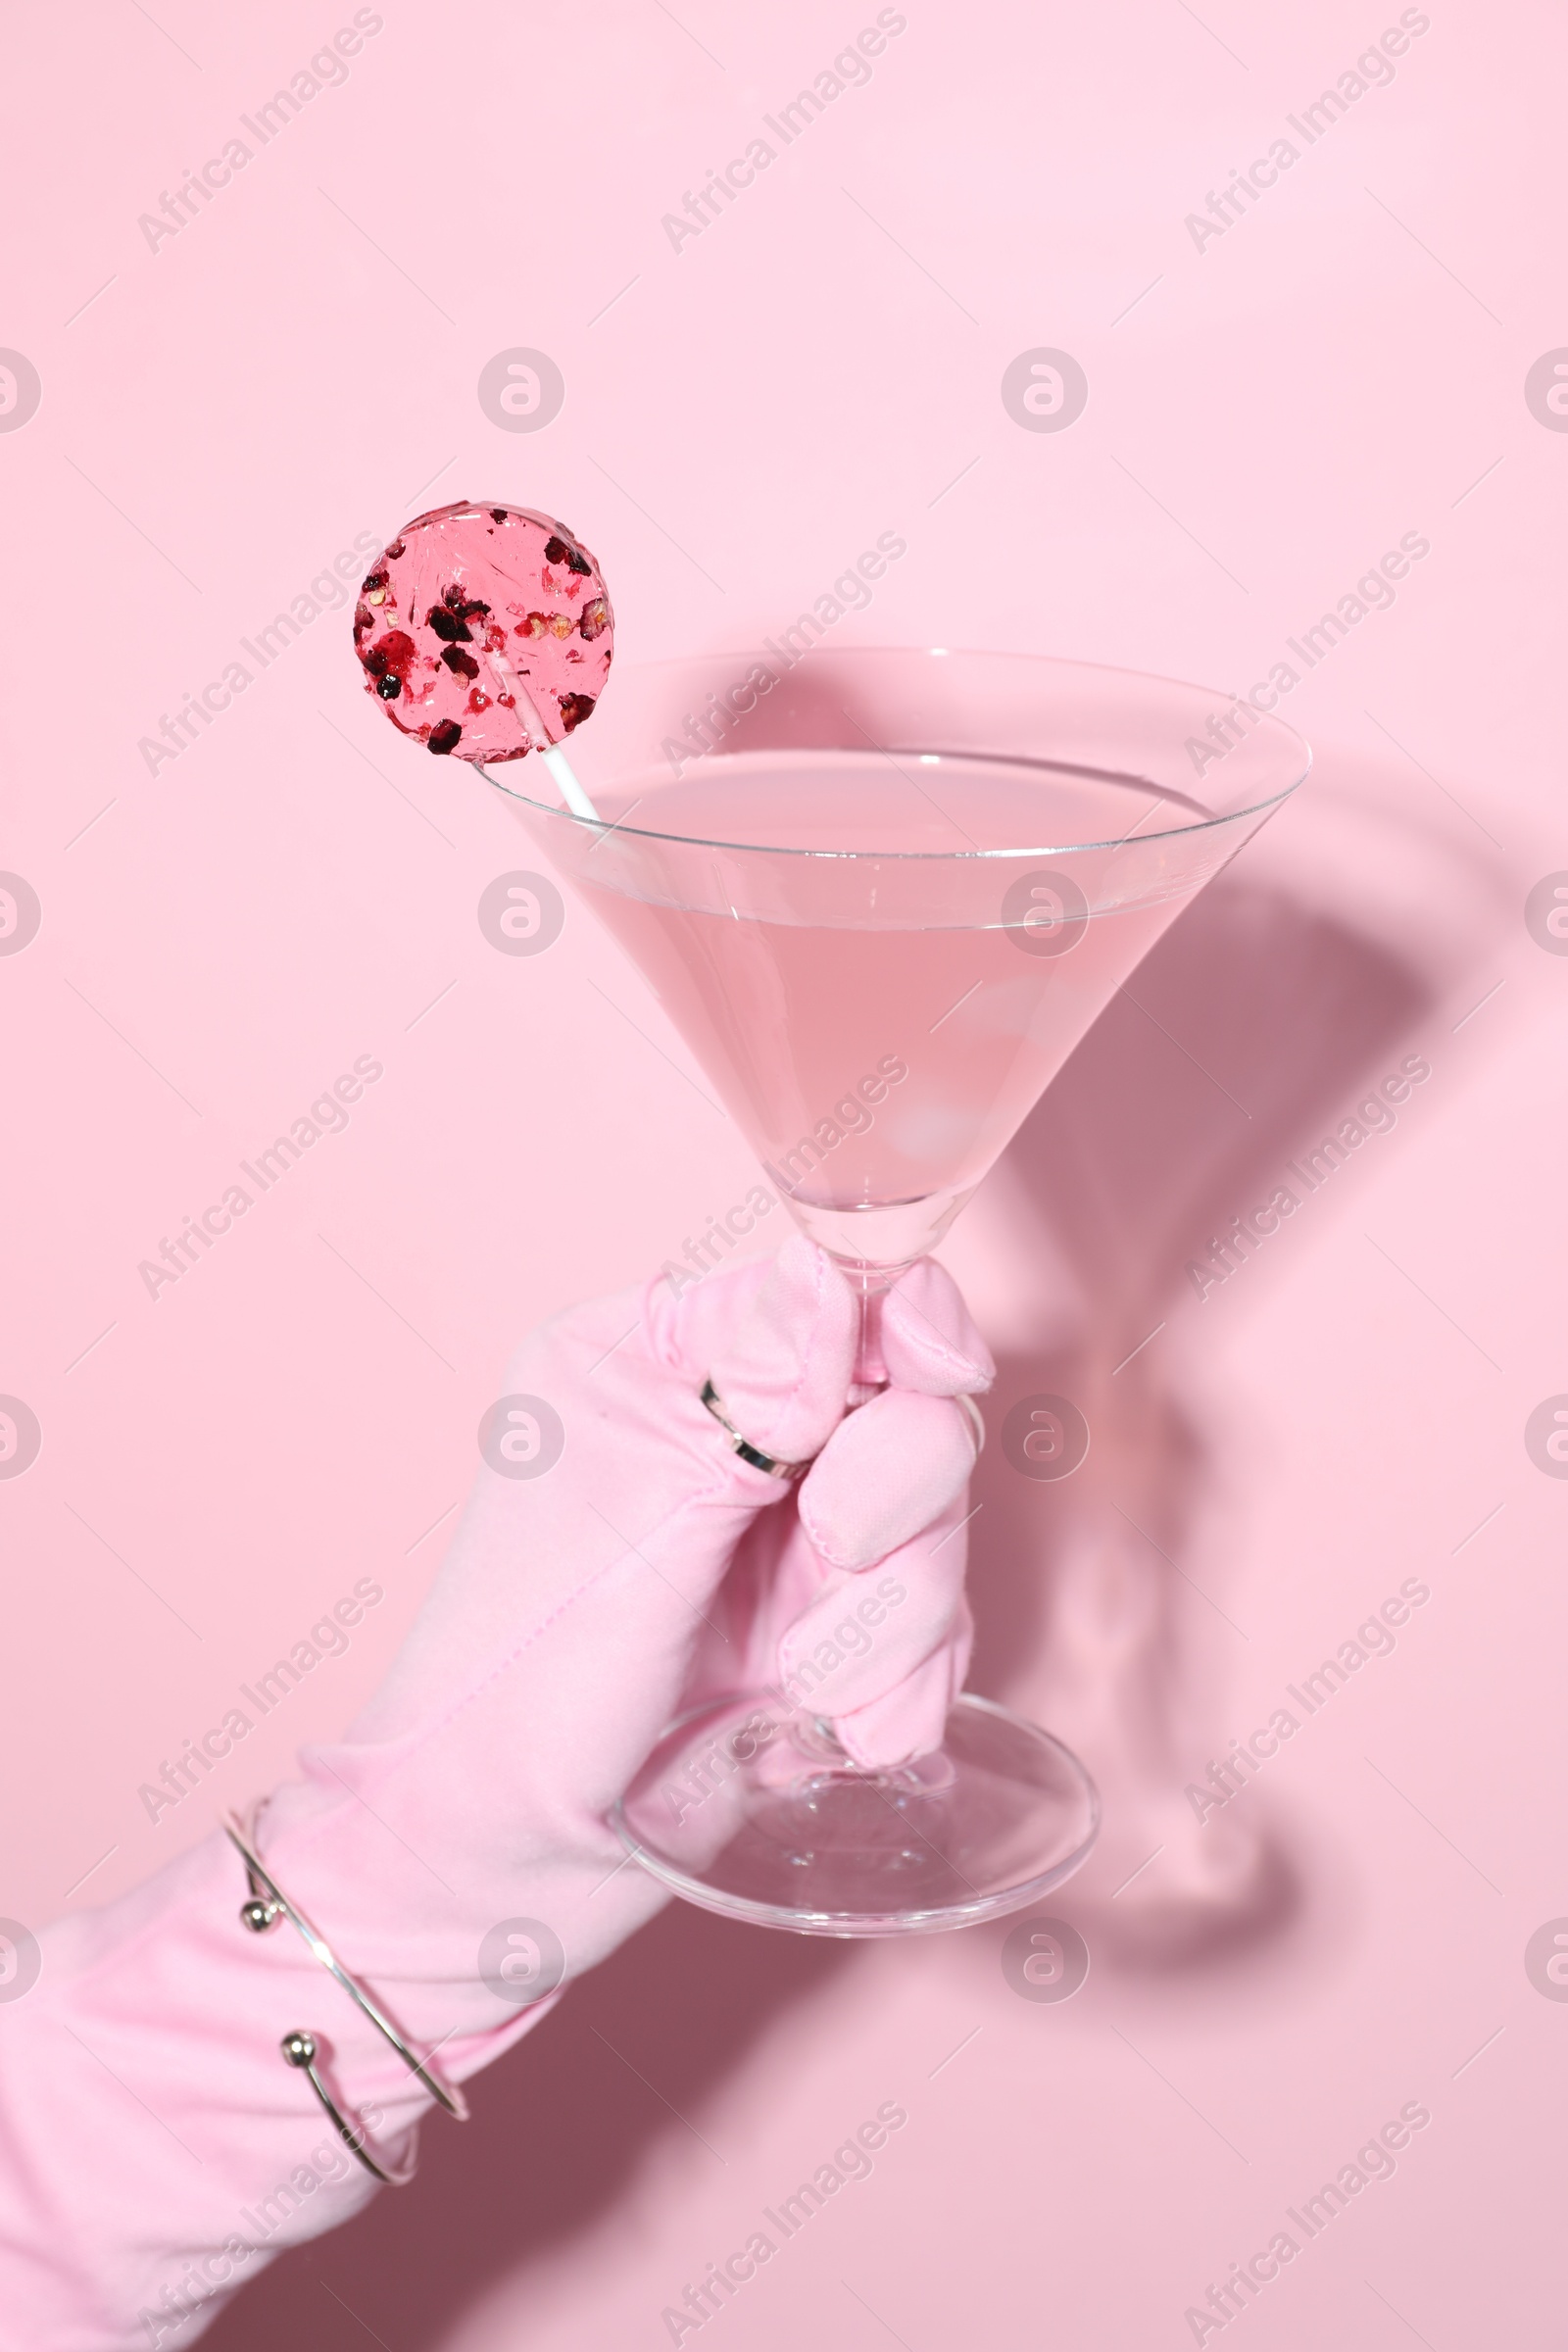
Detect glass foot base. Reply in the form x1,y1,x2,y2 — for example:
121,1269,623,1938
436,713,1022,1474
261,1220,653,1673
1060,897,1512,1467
612,1692,1100,1936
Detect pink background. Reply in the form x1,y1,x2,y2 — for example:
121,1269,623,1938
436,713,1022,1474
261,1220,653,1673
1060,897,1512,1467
5,1,1566,2344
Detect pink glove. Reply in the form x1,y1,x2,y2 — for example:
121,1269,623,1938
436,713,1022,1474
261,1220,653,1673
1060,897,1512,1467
0,1240,992,2347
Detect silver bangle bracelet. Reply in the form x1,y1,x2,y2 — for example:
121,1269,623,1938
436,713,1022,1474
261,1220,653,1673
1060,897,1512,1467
223,1811,468,2187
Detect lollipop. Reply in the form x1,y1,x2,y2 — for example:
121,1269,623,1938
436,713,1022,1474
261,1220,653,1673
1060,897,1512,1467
354,501,612,809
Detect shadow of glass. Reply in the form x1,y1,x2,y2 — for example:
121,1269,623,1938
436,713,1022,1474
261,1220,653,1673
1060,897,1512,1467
956,748,1508,1972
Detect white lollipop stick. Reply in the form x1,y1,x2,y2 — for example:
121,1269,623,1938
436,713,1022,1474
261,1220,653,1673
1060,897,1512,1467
488,647,601,821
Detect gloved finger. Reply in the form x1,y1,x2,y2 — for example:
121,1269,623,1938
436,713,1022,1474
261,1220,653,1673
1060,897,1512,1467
775,1484,972,1724
833,1607,973,1768
877,1257,996,1396
798,1388,976,1571
646,1233,858,1471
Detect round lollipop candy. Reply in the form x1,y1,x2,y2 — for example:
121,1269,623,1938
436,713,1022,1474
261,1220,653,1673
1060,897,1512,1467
354,500,612,809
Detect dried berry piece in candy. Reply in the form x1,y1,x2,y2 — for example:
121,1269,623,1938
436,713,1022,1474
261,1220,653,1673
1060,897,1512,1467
363,629,416,681
442,583,491,623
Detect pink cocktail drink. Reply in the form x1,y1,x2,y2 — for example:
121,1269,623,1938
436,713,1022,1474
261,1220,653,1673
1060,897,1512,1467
570,750,1200,1270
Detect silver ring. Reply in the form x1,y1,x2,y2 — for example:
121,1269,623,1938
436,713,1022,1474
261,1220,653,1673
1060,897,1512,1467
700,1378,812,1480
701,1381,982,1476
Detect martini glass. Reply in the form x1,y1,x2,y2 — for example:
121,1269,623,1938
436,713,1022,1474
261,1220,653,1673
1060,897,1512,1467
487,648,1308,1936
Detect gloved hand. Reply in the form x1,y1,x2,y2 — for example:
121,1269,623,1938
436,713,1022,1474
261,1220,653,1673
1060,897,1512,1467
0,1239,994,2349
267,1233,997,2047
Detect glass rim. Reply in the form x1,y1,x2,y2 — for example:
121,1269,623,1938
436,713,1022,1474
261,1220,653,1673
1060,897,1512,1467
479,645,1312,862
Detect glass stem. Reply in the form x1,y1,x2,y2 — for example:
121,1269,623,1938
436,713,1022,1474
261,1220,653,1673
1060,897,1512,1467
855,1281,883,1392
841,1257,914,1394
797,1259,914,1765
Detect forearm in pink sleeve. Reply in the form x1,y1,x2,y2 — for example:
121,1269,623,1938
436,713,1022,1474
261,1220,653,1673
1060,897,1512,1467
0,1819,555,2350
